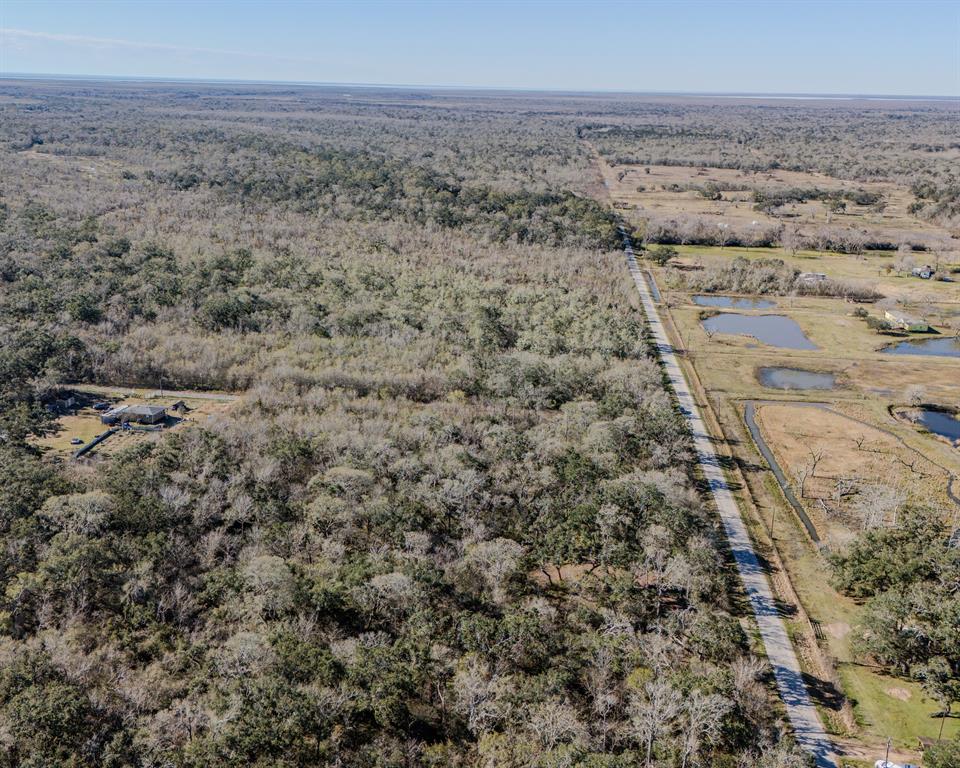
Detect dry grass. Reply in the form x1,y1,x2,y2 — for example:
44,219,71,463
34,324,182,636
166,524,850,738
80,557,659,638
754,402,954,544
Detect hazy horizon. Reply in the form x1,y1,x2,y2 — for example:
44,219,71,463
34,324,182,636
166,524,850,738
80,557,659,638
2,0,958,96
2,71,958,101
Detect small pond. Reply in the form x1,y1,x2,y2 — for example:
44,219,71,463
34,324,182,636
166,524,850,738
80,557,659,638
758,367,837,390
694,295,777,310
881,337,960,358
912,409,960,444
702,313,818,350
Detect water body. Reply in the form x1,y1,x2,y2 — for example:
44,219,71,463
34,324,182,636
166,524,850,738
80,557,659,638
694,295,777,310
881,337,960,358
702,313,818,350
913,409,960,444
758,367,837,390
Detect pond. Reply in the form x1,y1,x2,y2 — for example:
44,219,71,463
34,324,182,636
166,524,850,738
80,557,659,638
758,367,837,390
912,409,960,444
881,337,960,358
693,295,777,310
702,313,818,350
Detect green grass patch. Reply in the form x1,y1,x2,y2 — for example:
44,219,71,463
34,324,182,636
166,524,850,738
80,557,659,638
838,664,960,748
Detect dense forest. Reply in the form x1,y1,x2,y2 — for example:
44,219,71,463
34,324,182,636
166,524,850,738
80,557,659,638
0,83,819,767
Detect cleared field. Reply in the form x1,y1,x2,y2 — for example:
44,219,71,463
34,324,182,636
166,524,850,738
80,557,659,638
602,160,958,257
33,386,238,458
754,402,955,543
668,244,960,303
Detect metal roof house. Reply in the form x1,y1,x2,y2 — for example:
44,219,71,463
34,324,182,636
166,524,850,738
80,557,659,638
101,404,168,425
884,309,930,333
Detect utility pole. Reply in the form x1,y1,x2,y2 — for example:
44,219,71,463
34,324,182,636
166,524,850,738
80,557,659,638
884,736,891,767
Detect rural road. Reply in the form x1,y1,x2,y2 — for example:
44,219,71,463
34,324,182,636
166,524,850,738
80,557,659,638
619,228,837,768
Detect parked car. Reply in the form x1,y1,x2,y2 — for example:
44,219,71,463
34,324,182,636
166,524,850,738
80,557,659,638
70,437,83,445
93,402,111,411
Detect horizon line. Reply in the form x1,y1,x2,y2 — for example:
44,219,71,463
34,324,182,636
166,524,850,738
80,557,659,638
2,71,958,101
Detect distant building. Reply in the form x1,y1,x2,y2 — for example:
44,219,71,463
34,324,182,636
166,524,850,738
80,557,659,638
798,272,827,283
911,265,934,279
46,394,78,414
101,404,167,425
884,309,930,333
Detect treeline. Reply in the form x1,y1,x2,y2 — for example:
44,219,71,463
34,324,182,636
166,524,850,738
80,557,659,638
638,213,912,255
752,186,882,213
676,256,883,301
910,181,960,229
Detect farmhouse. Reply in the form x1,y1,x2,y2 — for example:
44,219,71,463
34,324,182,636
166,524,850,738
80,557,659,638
884,309,930,332
101,404,168,425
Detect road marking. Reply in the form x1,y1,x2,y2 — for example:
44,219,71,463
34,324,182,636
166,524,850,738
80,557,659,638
619,228,836,768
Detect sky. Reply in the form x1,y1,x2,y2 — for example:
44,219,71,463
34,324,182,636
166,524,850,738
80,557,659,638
1,0,958,96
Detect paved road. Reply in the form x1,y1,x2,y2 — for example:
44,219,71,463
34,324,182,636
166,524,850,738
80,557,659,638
619,228,836,768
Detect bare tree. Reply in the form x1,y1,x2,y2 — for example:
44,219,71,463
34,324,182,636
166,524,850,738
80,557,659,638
630,679,683,766
679,690,731,768
807,448,825,478
794,463,811,499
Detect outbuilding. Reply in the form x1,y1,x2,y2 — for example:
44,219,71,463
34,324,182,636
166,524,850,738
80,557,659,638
884,309,930,333
911,265,934,279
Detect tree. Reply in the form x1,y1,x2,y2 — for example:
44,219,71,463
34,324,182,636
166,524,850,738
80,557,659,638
630,679,683,766
914,656,960,722
924,738,960,768
527,697,588,752
647,245,678,267
905,384,926,406
679,690,731,768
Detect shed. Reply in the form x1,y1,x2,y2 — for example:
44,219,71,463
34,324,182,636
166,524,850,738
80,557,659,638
911,265,934,279
884,309,930,332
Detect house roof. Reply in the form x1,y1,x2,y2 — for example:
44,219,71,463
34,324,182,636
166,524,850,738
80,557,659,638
126,405,167,416
885,309,923,324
